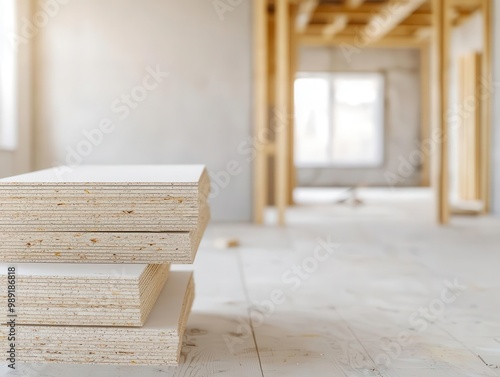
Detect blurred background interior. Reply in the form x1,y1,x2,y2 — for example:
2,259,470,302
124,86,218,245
0,0,499,226
2,1,500,375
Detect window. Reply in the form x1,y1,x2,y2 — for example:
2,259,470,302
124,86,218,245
0,0,18,150
294,72,385,167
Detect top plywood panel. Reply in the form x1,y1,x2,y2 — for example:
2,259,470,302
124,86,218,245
0,165,207,186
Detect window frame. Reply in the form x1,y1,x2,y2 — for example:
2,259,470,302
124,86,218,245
294,71,386,169
0,0,18,151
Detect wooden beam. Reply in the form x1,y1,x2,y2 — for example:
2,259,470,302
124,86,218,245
295,0,319,33
306,24,422,36
480,0,492,212
450,0,482,7
311,12,433,26
346,0,366,8
314,3,431,16
449,8,479,26
361,0,427,45
420,44,431,187
414,26,433,41
322,15,349,38
457,53,481,201
433,0,451,224
288,3,298,206
299,34,425,47
275,0,290,225
253,0,269,224
315,3,386,14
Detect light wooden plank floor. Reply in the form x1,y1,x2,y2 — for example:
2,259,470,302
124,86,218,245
4,189,500,376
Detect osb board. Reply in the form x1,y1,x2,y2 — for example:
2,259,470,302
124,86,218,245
0,264,170,326
0,271,194,365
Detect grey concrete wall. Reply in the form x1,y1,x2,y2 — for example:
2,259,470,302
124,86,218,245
33,0,252,221
297,47,422,187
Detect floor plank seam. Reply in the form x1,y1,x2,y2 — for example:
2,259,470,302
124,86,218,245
236,249,265,377
436,323,500,375
335,308,386,377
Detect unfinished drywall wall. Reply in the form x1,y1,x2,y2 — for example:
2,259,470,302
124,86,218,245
296,47,422,187
33,0,252,221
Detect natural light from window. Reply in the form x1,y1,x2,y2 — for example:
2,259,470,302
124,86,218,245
0,0,18,150
294,72,384,167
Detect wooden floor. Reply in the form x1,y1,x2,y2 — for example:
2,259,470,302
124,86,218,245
5,189,500,376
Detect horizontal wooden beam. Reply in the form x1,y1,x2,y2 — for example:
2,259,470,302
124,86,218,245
450,0,481,7
450,8,479,26
315,3,387,14
322,15,349,37
346,0,367,8
299,34,425,48
296,0,319,33
361,0,428,45
311,12,432,27
414,26,433,40
306,23,423,36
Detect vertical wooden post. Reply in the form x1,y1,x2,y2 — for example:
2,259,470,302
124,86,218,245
288,3,297,205
433,0,450,224
275,0,290,225
420,43,431,187
480,0,492,212
253,0,268,224
457,53,481,201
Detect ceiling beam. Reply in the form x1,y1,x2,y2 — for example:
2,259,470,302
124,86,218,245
346,0,367,8
307,23,422,36
299,34,425,47
311,11,432,27
450,0,481,6
295,0,319,33
360,0,428,44
414,26,432,41
315,3,384,14
322,15,349,38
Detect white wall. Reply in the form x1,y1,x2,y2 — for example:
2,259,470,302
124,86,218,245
297,47,422,187
33,0,252,221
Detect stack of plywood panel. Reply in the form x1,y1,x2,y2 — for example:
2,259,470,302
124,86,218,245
0,165,209,365
0,165,210,263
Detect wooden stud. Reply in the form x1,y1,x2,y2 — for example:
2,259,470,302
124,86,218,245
275,0,290,225
457,53,481,201
433,0,451,224
288,3,298,206
480,0,492,212
253,0,269,224
420,43,431,187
